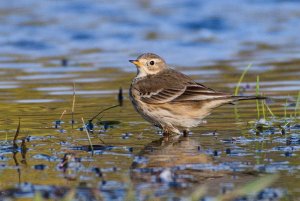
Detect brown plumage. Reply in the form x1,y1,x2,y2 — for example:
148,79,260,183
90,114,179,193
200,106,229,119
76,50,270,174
129,53,265,135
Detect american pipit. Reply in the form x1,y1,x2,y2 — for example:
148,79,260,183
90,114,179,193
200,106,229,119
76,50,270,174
129,53,265,136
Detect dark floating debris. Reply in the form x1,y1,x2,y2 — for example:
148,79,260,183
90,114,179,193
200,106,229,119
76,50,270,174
284,151,292,157
61,58,68,67
226,148,231,154
34,164,47,170
85,120,94,133
104,122,109,130
97,120,121,130
98,120,121,126
54,110,66,129
54,119,63,129
92,167,103,177
118,87,123,106
70,145,113,152
128,147,133,152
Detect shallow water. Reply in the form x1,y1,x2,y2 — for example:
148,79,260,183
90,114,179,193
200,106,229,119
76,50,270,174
0,0,300,200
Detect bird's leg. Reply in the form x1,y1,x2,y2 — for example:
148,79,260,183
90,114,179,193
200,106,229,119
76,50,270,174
162,124,178,136
162,126,180,138
163,130,171,137
183,130,189,137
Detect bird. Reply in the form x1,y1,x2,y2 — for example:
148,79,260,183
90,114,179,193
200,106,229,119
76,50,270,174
129,53,265,136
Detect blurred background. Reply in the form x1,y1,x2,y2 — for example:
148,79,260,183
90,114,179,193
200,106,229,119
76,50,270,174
0,0,299,200
1,0,300,67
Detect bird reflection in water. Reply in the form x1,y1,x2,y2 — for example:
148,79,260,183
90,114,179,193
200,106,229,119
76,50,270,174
130,135,257,198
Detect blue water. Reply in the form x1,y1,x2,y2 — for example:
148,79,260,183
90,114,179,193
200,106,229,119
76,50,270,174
1,0,300,67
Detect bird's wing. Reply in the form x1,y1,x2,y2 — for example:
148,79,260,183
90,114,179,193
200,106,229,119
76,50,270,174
134,69,231,104
140,87,185,104
172,83,230,102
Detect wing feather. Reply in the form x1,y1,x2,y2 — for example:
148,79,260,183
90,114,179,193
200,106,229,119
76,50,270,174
134,69,231,104
174,84,230,101
141,88,185,104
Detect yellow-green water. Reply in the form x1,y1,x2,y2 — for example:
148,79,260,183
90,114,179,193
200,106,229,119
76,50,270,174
0,56,299,200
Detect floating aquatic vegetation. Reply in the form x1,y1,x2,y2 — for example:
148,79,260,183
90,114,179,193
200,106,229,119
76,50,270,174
245,90,300,138
248,116,300,137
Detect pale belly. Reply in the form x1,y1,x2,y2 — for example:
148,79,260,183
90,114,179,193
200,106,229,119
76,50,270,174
130,95,210,132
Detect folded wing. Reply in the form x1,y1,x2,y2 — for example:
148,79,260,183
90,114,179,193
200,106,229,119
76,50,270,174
135,69,231,104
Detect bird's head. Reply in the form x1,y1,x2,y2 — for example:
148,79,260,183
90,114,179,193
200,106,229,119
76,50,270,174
129,53,168,77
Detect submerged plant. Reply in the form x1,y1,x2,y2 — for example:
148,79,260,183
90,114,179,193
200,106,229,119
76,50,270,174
256,75,260,119
234,64,252,96
249,91,300,136
234,65,299,137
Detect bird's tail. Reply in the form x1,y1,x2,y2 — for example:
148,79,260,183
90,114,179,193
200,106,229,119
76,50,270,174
231,95,267,102
205,95,267,108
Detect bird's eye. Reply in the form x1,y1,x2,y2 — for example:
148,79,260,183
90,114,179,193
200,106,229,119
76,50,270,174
149,60,155,65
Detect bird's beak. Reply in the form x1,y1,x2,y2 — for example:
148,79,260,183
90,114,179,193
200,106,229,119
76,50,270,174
129,60,142,68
